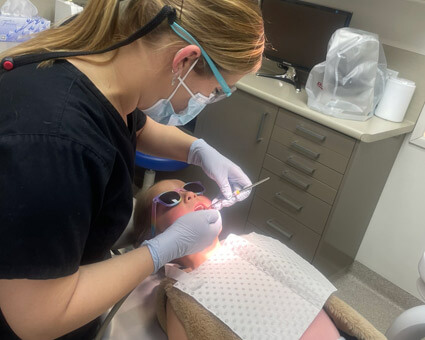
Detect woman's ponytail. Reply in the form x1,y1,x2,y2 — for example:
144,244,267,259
66,0,121,51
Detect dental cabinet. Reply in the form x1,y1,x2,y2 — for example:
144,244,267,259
175,45,425,278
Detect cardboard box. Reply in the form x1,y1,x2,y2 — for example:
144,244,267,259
0,15,50,42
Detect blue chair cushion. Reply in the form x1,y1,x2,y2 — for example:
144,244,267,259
135,151,189,172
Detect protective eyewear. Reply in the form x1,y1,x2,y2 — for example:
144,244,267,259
178,72,237,105
170,22,234,98
150,181,205,237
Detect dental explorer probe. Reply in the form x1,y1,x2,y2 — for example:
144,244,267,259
208,177,270,209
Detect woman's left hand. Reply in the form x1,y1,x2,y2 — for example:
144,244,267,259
187,139,252,207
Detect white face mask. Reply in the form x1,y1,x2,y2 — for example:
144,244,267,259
142,59,214,126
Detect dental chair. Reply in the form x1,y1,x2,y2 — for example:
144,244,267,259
100,151,425,339
385,251,425,340
98,242,425,340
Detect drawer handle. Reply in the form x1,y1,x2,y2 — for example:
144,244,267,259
275,192,303,212
281,170,310,191
256,112,268,142
266,219,293,240
287,156,316,175
296,124,326,143
290,141,320,160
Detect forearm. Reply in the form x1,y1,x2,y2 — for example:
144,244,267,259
0,246,154,340
136,116,197,162
62,246,154,333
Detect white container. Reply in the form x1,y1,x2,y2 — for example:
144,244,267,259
0,15,50,42
375,77,416,123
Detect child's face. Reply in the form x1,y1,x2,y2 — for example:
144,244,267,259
150,179,220,269
152,179,213,233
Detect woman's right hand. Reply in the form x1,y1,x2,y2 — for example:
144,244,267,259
142,210,222,273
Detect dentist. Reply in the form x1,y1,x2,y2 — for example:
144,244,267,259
0,0,264,339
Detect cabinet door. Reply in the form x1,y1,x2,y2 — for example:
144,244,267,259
196,90,278,180
194,90,278,234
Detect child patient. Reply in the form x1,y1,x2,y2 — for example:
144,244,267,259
134,179,342,340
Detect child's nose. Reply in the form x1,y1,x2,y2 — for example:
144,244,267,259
183,191,197,202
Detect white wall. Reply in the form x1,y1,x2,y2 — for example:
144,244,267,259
356,121,425,299
308,0,425,55
308,0,425,298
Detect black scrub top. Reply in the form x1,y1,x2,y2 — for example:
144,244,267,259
0,60,146,339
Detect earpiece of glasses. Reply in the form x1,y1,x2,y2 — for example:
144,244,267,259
208,86,237,104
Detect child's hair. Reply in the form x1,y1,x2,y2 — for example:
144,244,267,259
134,184,158,245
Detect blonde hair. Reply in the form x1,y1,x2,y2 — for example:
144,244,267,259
134,184,157,245
1,0,264,74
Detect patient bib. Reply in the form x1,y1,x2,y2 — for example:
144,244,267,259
173,233,336,340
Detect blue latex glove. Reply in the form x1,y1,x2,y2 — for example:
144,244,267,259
142,210,222,273
188,139,252,208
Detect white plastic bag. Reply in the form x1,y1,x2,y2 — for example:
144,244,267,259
306,28,388,121
1,0,38,17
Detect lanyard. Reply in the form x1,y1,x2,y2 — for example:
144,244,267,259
0,5,176,71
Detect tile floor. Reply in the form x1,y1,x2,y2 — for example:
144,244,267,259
330,261,423,334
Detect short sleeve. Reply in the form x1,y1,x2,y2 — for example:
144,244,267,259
0,134,111,279
135,109,147,131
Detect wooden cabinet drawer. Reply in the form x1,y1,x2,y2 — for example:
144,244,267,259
256,169,331,234
272,125,350,174
268,140,343,190
263,154,337,205
276,109,355,158
247,196,320,262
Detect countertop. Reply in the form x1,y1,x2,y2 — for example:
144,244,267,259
236,45,425,143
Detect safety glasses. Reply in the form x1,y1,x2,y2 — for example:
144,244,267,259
150,181,205,237
170,22,235,99
178,73,237,105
